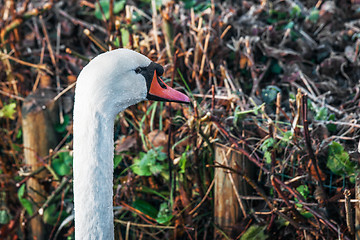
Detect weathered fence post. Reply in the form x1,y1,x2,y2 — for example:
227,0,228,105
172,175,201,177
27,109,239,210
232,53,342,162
355,175,360,240
214,145,253,238
22,85,59,240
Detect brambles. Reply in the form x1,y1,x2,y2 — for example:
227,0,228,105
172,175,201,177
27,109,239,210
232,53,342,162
1,1,359,239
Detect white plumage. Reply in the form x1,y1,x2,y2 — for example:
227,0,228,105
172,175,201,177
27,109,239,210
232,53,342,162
73,49,189,239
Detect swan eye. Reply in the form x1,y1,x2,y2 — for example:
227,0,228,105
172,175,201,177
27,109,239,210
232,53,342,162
135,67,144,74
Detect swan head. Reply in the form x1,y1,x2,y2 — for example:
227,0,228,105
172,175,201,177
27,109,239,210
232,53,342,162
75,49,189,118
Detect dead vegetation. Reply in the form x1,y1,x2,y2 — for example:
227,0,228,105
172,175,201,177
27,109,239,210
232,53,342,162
1,0,360,239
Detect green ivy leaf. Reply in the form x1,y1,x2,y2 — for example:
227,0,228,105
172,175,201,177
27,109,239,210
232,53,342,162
0,102,16,119
156,202,173,224
43,204,67,225
0,209,10,224
94,0,126,20
262,85,281,104
132,199,158,219
300,210,314,219
131,158,152,176
52,152,72,176
183,0,211,12
327,114,336,132
131,147,168,176
43,204,58,225
279,131,293,147
16,128,22,139
240,225,267,240
290,5,301,18
308,8,319,23
271,62,283,74
264,151,272,164
18,184,34,216
157,151,167,161
315,107,328,121
261,138,275,152
296,185,309,200
114,155,122,169
55,114,70,133
284,21,294,30
327,142,355,176
150,164,164,175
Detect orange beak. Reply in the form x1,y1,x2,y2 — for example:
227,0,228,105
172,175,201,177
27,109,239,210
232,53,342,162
148,71,190,103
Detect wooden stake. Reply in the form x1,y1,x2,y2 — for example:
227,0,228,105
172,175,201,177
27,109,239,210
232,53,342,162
214,145,253,238
355,175,360,240
22,87,59,240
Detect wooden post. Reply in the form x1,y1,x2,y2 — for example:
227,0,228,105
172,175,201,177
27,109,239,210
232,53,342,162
355,175,360,240
22,87,59,240
214,145,253,238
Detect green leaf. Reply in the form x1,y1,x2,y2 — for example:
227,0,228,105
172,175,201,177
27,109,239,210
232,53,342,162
0,209,10,224
55,115,70,133
120,28,130,47
52,152,72,176
296,185,309,200
140,186,168,200
43,204,58,225
261,138,275,152
150,164,164,175
113,36,120,47
18,184,34,216
43,204,67,225
279,131,293,147
131,158,152,176
241,225,268,240
178,151,187,174
114,0,126,13
0,102,16,119
307,99,315,111
289,92,295,100
308,8,319,23
275,217,289,227
300,210,314,219
157,151,167,161
284,21,294,30
131,147,168,176
16,128,22,139
156,202,173,224
11,143,22,152
270,62,283,74
327,142,355,176
327,114,336,132
132,199,158,219
264,151,272,164
94,0,126,20
114,155,122,169
315,107,328,121
183,0,211,12
350,173,356,184
262,85,281,104
290,5,301,18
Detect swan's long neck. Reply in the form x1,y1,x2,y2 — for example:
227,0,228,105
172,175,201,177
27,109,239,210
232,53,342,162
73,100,117,239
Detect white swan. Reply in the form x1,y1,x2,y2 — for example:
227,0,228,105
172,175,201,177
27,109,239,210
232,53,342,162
73,49,189,239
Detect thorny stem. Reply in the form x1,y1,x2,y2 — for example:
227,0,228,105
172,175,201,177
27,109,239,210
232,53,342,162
210,164,306,231
210,115,349,239
271,175,306,223
167,108,175,205
38,177,70,216
302,95,325,189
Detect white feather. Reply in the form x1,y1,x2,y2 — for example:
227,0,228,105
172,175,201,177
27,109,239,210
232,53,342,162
73,49,151,240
